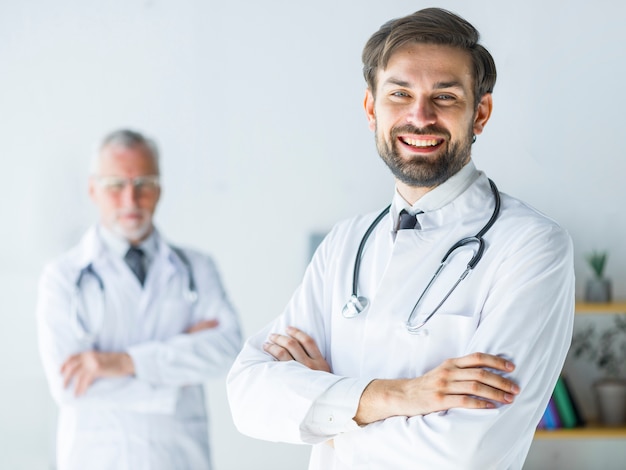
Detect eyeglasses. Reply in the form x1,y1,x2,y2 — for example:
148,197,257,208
95,175,160,194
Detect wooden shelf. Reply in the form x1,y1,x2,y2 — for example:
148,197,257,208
534,304,626,440
535,424,626,439
575,301,626,314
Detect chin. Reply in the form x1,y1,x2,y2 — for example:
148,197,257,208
113,221,152,243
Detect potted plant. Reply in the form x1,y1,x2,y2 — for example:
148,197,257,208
584,250,611,302
571,315,626,425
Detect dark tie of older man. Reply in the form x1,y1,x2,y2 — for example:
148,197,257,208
124,246,146,286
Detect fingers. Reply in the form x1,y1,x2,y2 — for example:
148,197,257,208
60,351,100,395
429,354,520,407
264,328,316,364
452,352,515,373
263,340,295,361
61,355,82,389
186,318,220,334
74,370,95,397
60,351,134,396
446,378,518,405
435,394,498,410
447,366,519,396
263,326,331,372
265,333,308,363
284,326,324,359
452,353,519,402
60,356,93,396
388,353,521,416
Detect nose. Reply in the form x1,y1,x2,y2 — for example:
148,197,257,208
406,97,436,127
120,181,139,206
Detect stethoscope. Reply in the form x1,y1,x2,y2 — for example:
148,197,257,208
71,246,198,339
341,179,501,334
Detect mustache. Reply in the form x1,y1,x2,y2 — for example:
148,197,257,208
391,124,451,140
115,208,149,216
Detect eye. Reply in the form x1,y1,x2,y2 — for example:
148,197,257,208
133,176,160,192
390,90,410,99
98,177,126,192
435,94,455,101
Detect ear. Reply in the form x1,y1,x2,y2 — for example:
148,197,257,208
473,93,493,136
88,177,97,203
154,186,162,205
364,88,376,132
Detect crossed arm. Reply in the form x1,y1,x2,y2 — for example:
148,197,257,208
264,326,519,425
62,319,219,396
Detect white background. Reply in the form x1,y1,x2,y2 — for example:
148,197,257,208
1,0,625,469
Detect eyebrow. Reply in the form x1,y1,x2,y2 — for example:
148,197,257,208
382,78,412,88
382,77,466,92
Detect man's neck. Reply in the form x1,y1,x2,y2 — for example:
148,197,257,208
393,161,480,210
395,182,436,206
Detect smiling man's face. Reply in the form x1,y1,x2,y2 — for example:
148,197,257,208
364,42,492,199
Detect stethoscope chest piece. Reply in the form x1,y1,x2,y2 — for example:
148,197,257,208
342,294,369,318
184,289,198,303
406,320,430,336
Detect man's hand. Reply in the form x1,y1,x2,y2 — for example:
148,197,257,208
61,351,135,396
186,318,219,334
354,353,520,425
263,326,331,373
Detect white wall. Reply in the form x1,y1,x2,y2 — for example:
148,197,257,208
1,1,625,469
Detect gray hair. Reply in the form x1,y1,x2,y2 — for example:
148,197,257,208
91,128,160,174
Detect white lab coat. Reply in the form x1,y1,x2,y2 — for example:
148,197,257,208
37,227,242,470
227,173,575,470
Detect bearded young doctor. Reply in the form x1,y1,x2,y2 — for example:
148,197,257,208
37,129,242,470
227,7,574,470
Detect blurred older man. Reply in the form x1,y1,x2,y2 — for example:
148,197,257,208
37,129,242,470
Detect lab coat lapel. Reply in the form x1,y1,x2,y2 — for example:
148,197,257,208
74,227,108,270
151,234,183,289
357,229,441,377
143,233,188,312
363,229,440,324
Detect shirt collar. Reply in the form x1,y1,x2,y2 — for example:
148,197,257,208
390,161,480,230
73,225,188,281
97,225,159,266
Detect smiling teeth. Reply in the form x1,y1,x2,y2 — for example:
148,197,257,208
403,138,439,147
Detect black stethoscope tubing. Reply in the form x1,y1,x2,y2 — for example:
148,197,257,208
75,245,198,299
344,179,500,325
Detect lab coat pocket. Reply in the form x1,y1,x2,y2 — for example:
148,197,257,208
62,412,125,470
417,311,478,372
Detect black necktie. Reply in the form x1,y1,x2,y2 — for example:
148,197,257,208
398,209,419,230
124,246,146,286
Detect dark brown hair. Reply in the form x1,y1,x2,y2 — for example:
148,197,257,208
362,8,496,106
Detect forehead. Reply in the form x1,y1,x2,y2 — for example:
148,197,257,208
97,144,158,176
377,42,473,90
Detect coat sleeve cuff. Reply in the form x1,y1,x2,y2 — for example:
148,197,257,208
301,377,371,438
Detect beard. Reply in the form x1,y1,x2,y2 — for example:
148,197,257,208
376,123,473,188
109,208,154,243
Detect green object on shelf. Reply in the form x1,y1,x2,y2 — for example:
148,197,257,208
585,251,608,279
552,376,580,429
